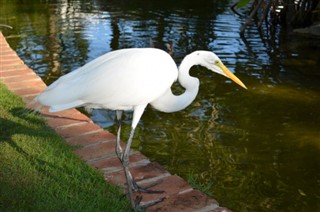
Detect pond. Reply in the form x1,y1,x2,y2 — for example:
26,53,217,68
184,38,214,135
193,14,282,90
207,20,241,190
1,0,320,211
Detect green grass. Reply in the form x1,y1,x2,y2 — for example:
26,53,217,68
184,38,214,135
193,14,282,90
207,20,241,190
0,83,130,211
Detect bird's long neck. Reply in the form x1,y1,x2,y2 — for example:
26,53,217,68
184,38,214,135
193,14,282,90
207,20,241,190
150,55,199,113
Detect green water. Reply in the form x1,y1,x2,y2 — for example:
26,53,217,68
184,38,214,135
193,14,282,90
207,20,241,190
1,0,320,211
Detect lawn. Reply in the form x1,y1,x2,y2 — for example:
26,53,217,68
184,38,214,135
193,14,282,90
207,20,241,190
0,82,130,211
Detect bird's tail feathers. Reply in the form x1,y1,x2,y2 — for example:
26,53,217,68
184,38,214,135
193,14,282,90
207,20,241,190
12,96,44,119
26,96,44,114
47,100,85,113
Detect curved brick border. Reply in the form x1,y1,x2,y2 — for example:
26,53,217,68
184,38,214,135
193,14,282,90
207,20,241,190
0,32,231,212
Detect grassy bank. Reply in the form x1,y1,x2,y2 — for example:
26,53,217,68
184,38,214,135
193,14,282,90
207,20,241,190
0,82,130,211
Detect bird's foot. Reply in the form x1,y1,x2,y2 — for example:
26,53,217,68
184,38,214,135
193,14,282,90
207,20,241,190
132,179,165,194
121,187,165,210
133,196,166,211
123,177,165,209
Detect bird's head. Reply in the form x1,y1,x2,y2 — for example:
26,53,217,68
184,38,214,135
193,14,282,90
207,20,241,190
191,51,247,89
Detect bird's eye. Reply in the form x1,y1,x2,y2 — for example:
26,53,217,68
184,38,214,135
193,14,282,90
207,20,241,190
214,60,219,65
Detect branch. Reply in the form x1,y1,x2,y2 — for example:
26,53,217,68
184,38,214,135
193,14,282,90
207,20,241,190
258,1,272,28
240,0,264,35
230,2,243,17
0,24,13,29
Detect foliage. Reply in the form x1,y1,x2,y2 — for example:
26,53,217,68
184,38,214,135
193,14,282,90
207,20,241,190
237,0,252,8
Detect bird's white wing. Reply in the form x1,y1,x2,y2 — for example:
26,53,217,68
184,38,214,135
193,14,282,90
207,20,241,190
37,48,178,112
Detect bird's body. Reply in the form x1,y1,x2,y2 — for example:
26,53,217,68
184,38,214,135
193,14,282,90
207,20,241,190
38,48,177,112
35,48,247,208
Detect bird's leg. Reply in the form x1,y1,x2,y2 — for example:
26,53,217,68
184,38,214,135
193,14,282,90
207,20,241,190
132,179,165,193
121,105,151,208
121,105,164,208
115,110,123,160
122,128,164,210
122,127,137,208
122,127,164,194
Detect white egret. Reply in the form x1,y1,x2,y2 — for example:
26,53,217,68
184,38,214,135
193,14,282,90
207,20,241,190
35,48,247,208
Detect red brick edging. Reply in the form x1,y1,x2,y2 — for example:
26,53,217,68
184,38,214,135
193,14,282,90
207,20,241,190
0,31,230,212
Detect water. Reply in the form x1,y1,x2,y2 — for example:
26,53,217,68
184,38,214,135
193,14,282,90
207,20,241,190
1,0,320,211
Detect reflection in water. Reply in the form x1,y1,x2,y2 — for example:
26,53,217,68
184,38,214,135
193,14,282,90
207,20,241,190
2,0,320,211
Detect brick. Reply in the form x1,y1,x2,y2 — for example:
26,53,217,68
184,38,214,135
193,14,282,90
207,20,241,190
147,189,219,212
67,130,116,147
94,153,149,174
6,80,46,91
39,108,94,126
0,49,18,56
0,63,27,71
105,169,127,186
12,87,43,97
0,59,24,66
0,68,35,78
52,109,85,118
45,112,91,129
130,162,170,182
93,156,123,174
0,47,11,52
39,107,82,118
46,117,89,129
0,55,21,61
103,155,153,186
105,161,172,188
0,69,36,79
54,122,102,139
1,74,42,83
74,139,121,161
135,175,193,206
0,64,29,71
0,61,23,67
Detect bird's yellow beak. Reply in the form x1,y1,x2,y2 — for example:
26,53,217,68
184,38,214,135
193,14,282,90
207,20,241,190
217,61,247,89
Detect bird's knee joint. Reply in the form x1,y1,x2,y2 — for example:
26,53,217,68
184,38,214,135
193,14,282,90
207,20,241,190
122,156,129,167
